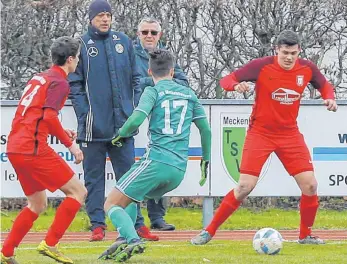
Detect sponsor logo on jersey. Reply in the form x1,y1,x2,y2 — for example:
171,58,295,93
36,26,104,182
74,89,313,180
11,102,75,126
271,88,300,105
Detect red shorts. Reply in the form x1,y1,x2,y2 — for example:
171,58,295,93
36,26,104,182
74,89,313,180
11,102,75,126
8,149,74,196
240,128,313,177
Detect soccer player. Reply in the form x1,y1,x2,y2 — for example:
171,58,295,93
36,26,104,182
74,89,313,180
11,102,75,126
98,49,211,262
191,30,337,246
1,37,87,264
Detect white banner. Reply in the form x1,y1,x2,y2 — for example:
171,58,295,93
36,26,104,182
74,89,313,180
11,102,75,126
0,105,210,198
210,104,347,196
1,101,347,197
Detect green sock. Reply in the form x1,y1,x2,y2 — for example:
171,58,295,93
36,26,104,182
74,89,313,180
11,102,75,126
124,202,137,224
108,205,139,243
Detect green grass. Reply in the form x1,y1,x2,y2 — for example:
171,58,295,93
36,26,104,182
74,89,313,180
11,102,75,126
8,240,347,264
1,208,347,232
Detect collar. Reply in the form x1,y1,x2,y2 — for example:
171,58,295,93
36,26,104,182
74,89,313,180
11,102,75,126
50,65,67,79
88,24,110,40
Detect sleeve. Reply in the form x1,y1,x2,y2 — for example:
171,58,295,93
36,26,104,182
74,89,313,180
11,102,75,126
135,87,157,116
128,37,142,106
43,108,72,148
68,52,89,119
192,99,207,121
119,111,147,138
173,63,189,87
194,117,211,161
220,57,273,91
43,81,69,111
307,61,335,100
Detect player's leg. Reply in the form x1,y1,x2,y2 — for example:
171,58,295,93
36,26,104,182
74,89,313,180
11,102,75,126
100,160,152,260
275,132,323,244
191,129,275,245
1,154,45,262
1,191,45,262
29,150,87,263
108,138,158,241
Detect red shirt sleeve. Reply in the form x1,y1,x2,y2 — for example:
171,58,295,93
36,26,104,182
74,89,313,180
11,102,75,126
43,108,72,148
300,59,335,99
220,56,274,91
44,80,70,111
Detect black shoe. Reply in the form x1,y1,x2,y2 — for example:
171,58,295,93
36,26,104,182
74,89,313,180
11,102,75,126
151,222,175,231
98,237,127,260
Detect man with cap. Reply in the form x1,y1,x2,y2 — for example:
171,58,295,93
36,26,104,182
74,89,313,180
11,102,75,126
69,0,143,242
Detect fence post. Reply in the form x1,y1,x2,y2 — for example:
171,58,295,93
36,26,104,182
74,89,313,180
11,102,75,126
203,197,213,228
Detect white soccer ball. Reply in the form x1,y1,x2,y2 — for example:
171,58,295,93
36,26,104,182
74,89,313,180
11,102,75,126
253,228,283,255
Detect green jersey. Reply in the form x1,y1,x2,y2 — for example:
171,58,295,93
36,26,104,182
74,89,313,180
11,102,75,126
136,79,206,171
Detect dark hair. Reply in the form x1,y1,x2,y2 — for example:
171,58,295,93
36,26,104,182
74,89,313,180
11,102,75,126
148,49,174,78
276,30,300,47
50,36,80,66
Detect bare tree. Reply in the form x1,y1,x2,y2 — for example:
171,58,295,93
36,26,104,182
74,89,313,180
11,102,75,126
1,0,347,99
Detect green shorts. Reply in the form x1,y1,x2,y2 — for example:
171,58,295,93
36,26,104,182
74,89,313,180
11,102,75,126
115,159,185,202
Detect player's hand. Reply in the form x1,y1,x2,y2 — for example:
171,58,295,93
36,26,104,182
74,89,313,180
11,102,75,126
65,129,77,141
111,133,123,147
68,142,84,164
324,99,338,112
234,82,250,93
199,160,209,186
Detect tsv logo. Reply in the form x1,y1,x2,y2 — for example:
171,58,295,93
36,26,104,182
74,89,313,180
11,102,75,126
220,112,271,183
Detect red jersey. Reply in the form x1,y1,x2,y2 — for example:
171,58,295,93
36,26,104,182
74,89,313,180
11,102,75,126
220,56,335,132
7,65,72,155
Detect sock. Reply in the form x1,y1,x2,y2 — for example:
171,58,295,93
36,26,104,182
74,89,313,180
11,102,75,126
124,202,137,224
108,205,139,243
206,189,242,236
45,197,81,247
299,194,319,239
1,207,38,257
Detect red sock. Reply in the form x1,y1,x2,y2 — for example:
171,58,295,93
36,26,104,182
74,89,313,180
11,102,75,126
299,194,319,239
45,197,81,246
206,189,242,236
1,207,38,257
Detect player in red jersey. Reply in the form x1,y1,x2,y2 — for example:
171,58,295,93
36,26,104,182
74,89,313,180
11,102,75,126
191,30,337,246
1,36,87,264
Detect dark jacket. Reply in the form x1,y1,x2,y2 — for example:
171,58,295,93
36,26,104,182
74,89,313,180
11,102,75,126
133,38,189,91
69,26,141,142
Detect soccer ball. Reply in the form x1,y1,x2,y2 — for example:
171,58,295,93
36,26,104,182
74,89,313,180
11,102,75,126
253,228,283,255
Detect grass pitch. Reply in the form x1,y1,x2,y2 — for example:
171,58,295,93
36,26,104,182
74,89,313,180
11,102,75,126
9,240,347,264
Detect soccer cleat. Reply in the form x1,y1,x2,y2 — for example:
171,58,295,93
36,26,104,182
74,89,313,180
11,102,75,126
98,237,127,260
136,226,159,241
37,240,73,264
90,226,106,242
113,238,146,262
298,235,325,244
1,253,19,264
191,230,212,245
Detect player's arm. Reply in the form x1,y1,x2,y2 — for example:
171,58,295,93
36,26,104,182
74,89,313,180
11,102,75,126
194,117,211,186
307,60,338,112
44,108,83,164
112,87,157,146
44,81,83,163
220,57,272,92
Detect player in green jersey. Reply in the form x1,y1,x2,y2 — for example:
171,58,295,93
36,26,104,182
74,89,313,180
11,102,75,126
98,49,211,262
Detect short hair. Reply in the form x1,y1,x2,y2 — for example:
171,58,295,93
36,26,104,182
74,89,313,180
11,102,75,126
149,49,174,78
50,36,80,66
137,17,162,32
276,30,300,47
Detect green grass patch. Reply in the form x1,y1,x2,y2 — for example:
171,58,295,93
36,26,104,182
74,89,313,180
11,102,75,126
8,240,347,264
1,207,347,232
